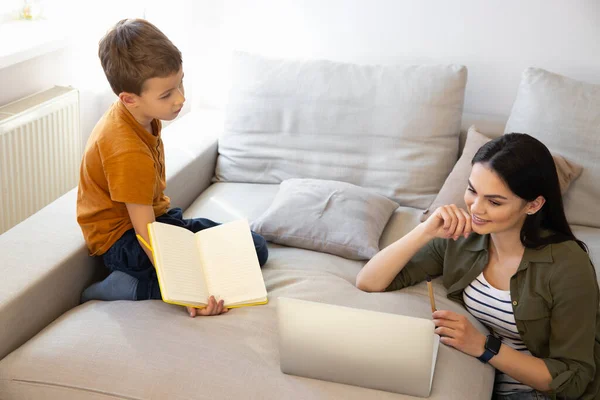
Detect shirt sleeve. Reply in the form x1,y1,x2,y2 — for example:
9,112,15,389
542,247,598,399
385,237,447,291
103,151,156,205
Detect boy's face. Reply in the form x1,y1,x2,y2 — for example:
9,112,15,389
128,68,185,122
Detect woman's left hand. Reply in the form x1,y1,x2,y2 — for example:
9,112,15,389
433,310,487,358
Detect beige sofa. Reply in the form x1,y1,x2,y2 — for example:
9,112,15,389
0,58,598,400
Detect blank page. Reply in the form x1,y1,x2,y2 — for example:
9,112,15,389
150,222,209,304
195,219,267,306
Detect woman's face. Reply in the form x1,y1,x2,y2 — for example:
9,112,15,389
464,163,531,236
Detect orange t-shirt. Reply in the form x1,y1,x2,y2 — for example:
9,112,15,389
77,101,170,256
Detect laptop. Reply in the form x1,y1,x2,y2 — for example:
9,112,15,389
277,297,440,398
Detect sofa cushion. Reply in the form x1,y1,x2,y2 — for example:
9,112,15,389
251,179,399,260
215,52,468,210
0,182,494,400
571,225,600,282
421,126,583,221
505,67,600,228
181,182,423,249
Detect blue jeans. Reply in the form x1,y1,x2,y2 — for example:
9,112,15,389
101,208,269,300
493,391,552,400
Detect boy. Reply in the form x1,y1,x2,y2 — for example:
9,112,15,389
77,19,268,318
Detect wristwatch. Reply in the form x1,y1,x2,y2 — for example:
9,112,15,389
477,334,501,363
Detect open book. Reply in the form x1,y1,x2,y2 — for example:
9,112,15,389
146,219,268,309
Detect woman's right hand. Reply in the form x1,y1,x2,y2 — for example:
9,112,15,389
357,205,469,293
422,205,473,241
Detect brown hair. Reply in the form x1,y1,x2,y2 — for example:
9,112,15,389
98,19,182,96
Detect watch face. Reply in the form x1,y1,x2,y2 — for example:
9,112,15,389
487,335,502,355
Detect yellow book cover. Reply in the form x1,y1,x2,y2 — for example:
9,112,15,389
142,219,268,309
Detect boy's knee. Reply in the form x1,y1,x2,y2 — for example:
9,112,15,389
257,245,268,267
254,236,269,267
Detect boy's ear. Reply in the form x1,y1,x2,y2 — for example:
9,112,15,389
119,92,138,107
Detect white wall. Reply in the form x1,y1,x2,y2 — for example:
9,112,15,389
3,0,599,137
0,0,194,143
0,43,118,145
191,0,600,118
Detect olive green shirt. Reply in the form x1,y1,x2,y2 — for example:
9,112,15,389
386,233,600,400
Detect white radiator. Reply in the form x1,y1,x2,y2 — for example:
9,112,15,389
0,86,81,234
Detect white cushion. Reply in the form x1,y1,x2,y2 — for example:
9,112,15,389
505,67,600,228
182,182,425,251
571,225,600,282
215,52,468,209
250,179,399,260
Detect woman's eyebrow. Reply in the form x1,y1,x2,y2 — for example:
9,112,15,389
468,180,508,200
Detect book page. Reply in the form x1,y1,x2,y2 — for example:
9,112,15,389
195,219,267,306
150,222,209,305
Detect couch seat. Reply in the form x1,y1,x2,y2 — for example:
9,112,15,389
0,183,494,399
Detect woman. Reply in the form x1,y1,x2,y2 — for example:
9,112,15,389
356,133,600,400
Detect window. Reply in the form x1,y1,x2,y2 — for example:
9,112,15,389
0,0,24,22
0,0,147,69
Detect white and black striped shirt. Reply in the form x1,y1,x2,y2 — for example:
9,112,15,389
463,272,534,395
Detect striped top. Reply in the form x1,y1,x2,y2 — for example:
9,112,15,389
463,272,534,395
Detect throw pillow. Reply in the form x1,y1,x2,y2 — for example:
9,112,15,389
216,51,467,210
251,179,399,260
505,67,600,228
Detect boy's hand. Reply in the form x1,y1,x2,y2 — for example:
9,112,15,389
186,296,229,317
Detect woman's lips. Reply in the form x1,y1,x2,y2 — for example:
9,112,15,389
472,215,490,225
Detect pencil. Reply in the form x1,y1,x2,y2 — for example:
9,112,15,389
136,234,153,252
426,275,436,313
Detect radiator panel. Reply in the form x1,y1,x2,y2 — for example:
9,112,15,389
0,87,81,234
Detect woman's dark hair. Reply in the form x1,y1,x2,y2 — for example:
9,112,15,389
472,133,587,252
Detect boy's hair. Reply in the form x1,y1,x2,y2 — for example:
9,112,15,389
98,19,182,96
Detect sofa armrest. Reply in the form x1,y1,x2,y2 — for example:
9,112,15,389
0,109,223,361
0,191,98,361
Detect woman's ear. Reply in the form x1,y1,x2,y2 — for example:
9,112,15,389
526,196,546,216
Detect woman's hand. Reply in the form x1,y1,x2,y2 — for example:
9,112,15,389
186,296,229,318
433,310,486,358
422,205,472,241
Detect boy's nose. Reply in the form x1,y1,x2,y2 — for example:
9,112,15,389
176,88,185,104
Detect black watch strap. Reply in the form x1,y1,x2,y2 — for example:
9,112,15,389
477,348,495,363
477,335,501,364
